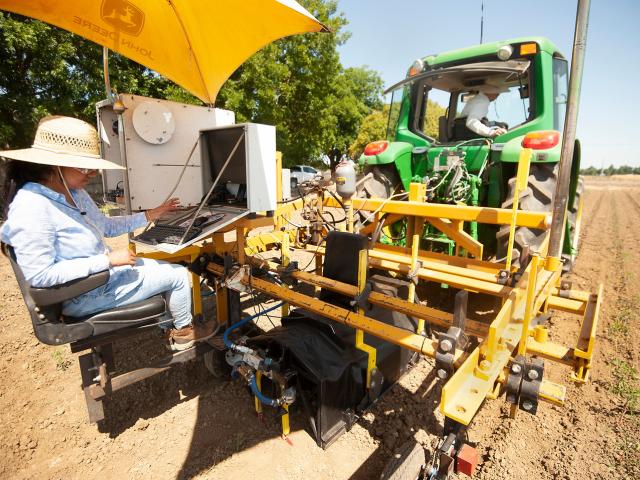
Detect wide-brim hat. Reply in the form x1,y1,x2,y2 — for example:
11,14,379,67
0,115,124,170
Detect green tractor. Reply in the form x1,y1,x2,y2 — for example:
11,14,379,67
358,37,583,269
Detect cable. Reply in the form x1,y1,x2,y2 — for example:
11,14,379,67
360,191,409,225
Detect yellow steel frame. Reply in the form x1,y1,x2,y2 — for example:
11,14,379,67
137,150,600,434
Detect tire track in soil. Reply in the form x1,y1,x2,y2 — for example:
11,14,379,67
471,183,626,480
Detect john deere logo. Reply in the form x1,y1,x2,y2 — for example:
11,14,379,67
101,0,145,36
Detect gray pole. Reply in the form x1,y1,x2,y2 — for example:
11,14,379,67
102,47,112,101
102,47,133,219
547,0,590,266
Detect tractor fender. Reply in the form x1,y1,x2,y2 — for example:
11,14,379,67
359,141,413,166
498,134,562,163
359,141,415,190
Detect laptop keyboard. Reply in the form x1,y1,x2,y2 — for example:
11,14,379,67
134,224,202,245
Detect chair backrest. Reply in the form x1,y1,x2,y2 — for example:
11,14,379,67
318,231,368,309
1,243,95,345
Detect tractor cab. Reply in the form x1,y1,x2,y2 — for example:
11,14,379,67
358,38,580,263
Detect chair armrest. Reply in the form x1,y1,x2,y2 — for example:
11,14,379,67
30,270,110,306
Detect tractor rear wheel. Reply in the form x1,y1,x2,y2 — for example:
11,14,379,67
496,163,558,267
354,165,402,231
563,176,584,272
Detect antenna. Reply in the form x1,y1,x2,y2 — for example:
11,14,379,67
480,1,484,43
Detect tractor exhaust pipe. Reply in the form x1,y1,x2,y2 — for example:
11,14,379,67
546,0,590,270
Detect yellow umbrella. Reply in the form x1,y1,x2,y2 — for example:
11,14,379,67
0,0,328,104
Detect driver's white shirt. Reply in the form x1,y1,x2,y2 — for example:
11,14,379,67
460,92,494,137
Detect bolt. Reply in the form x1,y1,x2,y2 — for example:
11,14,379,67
440,339,453,352
522,400,533,411
511,364,522,374
527,369,539,381
507,394,516,403
437,369,448,379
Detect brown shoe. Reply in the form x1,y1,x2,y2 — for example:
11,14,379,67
166,316,217,351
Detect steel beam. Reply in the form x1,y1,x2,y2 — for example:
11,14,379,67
324,196,551,229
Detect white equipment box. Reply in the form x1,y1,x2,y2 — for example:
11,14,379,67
97,94,234,210
199,123,277,213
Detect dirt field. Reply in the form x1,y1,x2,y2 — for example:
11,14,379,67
0,175,638,479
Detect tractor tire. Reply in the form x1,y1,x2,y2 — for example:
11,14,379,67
563,176,584,272
380,440,427,480
355,165,402,231
496,163,558,267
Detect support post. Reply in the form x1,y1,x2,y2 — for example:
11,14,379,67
547,0,590,270
505,149,532,271
355,249,377,388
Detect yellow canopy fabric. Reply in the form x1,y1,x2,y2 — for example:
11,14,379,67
0,0,327,104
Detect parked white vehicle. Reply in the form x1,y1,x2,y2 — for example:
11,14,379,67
289,165,319,188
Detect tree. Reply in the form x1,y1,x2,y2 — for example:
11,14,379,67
0,13,198,150
1,1,384,166
348,105,388,159
423,100,446,140
216,1,384,166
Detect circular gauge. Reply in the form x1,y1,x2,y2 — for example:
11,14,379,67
132,101,176,144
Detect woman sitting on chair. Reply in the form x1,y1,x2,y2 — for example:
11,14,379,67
0,115,214,351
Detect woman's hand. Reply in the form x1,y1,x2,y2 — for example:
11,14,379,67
108,248,137,267
145,197,180,222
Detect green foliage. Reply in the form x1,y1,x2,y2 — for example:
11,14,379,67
348,105,389,159
0,12,199,149
1,2,384,166
611,359,640,414
423,100,446,140
581,164,640,175
217,0,383,165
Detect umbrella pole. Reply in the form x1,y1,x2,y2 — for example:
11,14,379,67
102,47,113,101
102,47,134,221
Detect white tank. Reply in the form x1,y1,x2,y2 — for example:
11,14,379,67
334,160,356,200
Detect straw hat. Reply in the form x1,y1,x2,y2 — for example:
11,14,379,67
0,116,124,170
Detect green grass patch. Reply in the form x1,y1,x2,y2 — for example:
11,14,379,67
51,348,71,371
612,359,640,414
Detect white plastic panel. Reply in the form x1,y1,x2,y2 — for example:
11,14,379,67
97,94,234,210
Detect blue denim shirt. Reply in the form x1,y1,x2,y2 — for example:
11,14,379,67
1,182,147,288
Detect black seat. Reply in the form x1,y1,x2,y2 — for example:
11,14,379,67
2,243,168,346
318,231,369,309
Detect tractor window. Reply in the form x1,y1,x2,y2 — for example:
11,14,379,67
486,83,531,129
553,57,569,131
385,87,405,141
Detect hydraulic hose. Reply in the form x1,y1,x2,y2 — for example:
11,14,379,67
249,374,280,407
222,301,284,352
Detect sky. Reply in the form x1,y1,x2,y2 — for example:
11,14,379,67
335,0,640,168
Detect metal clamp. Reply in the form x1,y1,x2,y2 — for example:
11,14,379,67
506,355,544,415
350,280,373,310
520,357,544,414
436,291,469,380
406,260,423,285
278,261,299,286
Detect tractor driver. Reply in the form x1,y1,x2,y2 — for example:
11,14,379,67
459,84,507,138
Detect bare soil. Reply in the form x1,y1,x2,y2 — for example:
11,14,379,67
0,176,638,479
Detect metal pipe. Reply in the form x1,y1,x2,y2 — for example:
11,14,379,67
116,109,134,218
102,47,112,101
547,0,590,265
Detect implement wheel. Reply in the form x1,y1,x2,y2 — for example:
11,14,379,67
380,440,427,480
496,163,558,267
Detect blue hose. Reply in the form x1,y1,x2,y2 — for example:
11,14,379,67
250,374,279,407
223,301,284,350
